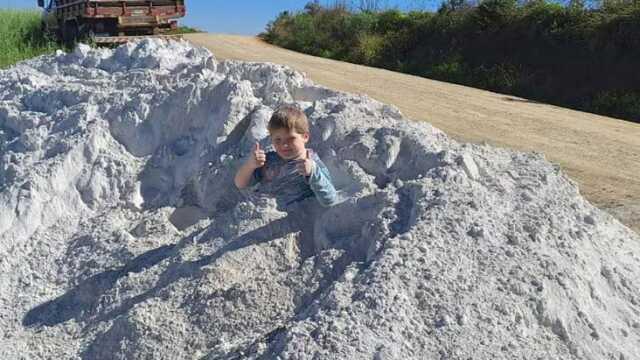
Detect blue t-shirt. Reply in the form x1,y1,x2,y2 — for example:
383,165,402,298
251,150,337,207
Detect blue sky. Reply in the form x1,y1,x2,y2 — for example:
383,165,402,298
2,0,440,35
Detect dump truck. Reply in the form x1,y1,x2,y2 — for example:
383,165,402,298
37,0,186,45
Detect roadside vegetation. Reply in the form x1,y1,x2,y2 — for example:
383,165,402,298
0,9,60,69
262,0,640,123
166,26,203,35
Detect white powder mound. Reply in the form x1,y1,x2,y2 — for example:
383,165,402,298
1,39,639,360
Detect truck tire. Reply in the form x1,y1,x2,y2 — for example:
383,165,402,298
40,22,59,42
78,23,95,43
62,21,79,48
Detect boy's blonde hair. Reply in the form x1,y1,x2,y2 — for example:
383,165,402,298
268,105,309,135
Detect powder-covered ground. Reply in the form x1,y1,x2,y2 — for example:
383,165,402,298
0,39,638,359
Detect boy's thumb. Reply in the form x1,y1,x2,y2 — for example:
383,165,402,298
254,142,260,151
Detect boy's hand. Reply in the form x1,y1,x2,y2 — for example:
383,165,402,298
249,142,266,169
296,149,315,177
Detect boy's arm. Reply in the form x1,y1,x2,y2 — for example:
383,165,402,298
234,161,259,189
308,158,338,207
234,143,265,189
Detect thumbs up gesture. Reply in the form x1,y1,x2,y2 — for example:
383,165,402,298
250,142,266,169
296,149,315,177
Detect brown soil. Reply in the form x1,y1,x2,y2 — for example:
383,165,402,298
184,33,640,234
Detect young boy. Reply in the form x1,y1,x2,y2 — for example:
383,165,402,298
234,105,337,208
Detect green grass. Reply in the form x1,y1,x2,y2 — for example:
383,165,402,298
164,26,203,35
0,9,60,69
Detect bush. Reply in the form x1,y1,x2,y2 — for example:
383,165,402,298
428,56,470,84
592,91,640,122
474,0,518,31
354,32,385,65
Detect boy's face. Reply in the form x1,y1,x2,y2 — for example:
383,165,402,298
270,128,309,160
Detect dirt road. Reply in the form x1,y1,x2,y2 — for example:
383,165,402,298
184,33,640,234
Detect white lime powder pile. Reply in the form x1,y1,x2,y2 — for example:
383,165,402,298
0,39,638,359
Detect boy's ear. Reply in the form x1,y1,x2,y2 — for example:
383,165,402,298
303,132,310,142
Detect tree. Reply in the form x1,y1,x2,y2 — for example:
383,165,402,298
304,1,322,15
355,0,382,12
438,0,473,13
568,0,586,10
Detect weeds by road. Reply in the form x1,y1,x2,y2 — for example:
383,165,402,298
0,9,60,69
165,26,203,35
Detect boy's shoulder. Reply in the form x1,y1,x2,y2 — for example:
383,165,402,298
308,149,321,160
309,149,329,167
